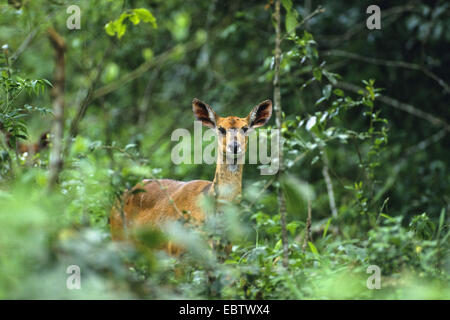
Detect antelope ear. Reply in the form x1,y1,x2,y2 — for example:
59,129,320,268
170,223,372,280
192,98,217,128
247,99,273,128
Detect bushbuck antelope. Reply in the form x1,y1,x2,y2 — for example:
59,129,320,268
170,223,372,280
0,123,50,156
16,131,50,155
110,99,272,253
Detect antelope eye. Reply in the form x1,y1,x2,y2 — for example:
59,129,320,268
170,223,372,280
242,126,248,133
218,127,226,135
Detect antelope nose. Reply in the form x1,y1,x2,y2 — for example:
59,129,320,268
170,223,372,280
232,141,240,153
233,141,239,153
226,141,242,154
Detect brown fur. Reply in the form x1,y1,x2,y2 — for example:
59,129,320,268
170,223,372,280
0,125,49,156
17,131,50,155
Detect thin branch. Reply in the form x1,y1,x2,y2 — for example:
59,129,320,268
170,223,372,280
325,49,450,95
10,12,56,63
335,81,450,132
302,199,312,252
372,128,447,204
244,149,312,212
147,108,186,155
322,165,338,218
47,27,66,190
246,176,277,210
322,3,417,48
10,28,40,63
64,42,114,156
93,40,201,100
273,0,289,268
281,6,325,42
404,128,447,156
138,68,160,129
315,136,338,219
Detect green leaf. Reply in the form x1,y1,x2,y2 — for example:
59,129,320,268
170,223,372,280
323,218,332,238
125,143,137,150
133,8,157,28
287,221,301,235
281,0,293,11
286,11,298,34
322,84,332,99
315,96,326,106
436,208,446,240
306,116,317,131
116,22,127,39
129,13,140,25
281,175,315,218
42,79,53,87
308,241,319,255
105,21,118,37
105,8,157,39
380,213,394,220
322,69,339,84
313,68,322,81
274,239,282,251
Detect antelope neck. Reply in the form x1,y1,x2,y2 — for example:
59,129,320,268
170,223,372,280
211,155,244,202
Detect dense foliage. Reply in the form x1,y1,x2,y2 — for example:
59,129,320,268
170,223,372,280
0,0,449,299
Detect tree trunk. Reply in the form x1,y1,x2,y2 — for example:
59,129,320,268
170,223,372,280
47,27,66,190
273,0,289,268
